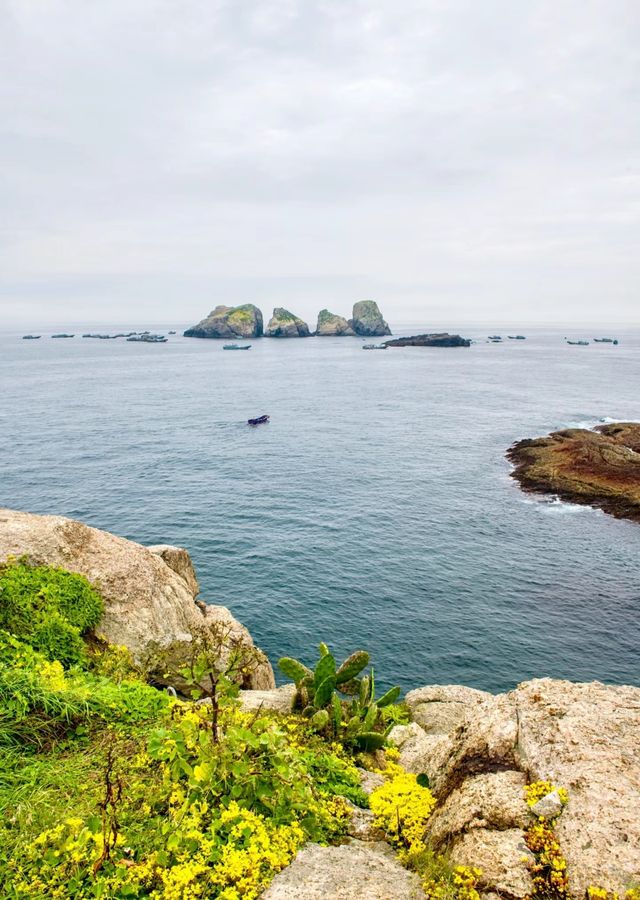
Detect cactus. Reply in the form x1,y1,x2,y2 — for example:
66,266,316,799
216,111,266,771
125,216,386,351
277,644,401,751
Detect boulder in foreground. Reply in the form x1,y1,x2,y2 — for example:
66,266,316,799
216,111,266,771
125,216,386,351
396,678,640,899
507,423,640,523
0,508,274,691
384,333,471,347
265,308,311,337
184,304,263,338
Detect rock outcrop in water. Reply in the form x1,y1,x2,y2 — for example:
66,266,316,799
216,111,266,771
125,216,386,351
349,301,391,337
390,678,640,899
507,423,640,523
184,304,263,339
316,309,356,336
385,333,471,348
0,508,274,691
265,308,311,337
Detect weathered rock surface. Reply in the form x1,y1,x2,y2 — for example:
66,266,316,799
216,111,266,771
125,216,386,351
402,679,640,899
507,423,640,523
405,684,491,734
350,301,391,337
316,309,356,336
384,333,471,348
344,800,385,841
262,840,426,899
238,683,296,714
265,308,311,337
184,304,263,338
0,508,274,691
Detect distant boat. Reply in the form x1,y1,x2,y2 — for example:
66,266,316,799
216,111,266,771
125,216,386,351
223,343,251,350
22,335,41,339
507,335,526,340
362,343,388,350
168,330,176,335
248,414,269,426
488,336,502,342
51,333,75,338
566,340,589,346
594,338,618,344
126,334,167,343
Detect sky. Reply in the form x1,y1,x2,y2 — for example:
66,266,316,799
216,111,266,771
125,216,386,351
1,0,639,327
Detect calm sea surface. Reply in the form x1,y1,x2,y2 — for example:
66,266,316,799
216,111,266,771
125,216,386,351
1,324,639,693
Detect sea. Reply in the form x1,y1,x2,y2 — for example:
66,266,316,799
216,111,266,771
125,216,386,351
2,324,639,694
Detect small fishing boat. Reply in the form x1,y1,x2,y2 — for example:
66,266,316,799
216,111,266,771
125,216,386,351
168,330,176,335
593,338,615,343
22,335,41,339
51,333,75,338
566,340,589,346
488,335,502,341
126,334,167,343
507,335,526,340
223,343,251,350
248,414,269,426
362,344,388,350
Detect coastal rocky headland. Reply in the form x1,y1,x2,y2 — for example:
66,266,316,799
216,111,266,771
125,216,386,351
0,507,274,691
507,422,640,523
385,333,471,348
265,307,311,337
183,303,264,339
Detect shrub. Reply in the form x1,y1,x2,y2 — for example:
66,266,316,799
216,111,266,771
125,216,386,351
0,559,104,667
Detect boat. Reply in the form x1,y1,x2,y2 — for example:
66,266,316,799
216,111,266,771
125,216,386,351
593,338,616,343
488,336,502,342
51,333,75,338
507,335,526,340
248,414,269,426
362,344,388,350
22,335,41,339
126,334,167,343
566,340,589,346
168,330,176,335
223,344,251,350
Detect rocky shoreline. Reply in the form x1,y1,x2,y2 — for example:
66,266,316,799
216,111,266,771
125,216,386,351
507,423,640,523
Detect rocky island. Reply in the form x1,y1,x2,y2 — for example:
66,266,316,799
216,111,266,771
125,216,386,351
385,333,471,348
350,300,391,336
507,422,640,523
316,308,356,335
265,307,311,337
184,303,264,339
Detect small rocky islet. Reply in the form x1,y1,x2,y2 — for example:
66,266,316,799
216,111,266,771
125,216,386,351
507,422,640,523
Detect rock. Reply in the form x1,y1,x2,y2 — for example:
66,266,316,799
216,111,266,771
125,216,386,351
349,301,391,337
316,309,356,336
265,308,311,337
412,677,640,898
384,333,471,348
147,544,199,597
530,789,564,820
344,800,385,841
507,423,640,523
449,829,533,898
0,508,274,692
405,684,492,735
183,304,263,338
357,768,386,796
262,840,426,899
238,683,296,714
388,723,453,784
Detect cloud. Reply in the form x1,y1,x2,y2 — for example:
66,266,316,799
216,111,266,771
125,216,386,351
1,0,639,324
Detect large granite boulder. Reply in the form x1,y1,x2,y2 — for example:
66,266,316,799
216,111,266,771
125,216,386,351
262,840,426,899
0,508,274,691
184,304,263,338
350,301,391,336
393,679,640,899
316,309,356,336
265,308,311,337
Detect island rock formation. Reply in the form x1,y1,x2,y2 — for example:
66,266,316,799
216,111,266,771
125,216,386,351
265,308,311,337
316,309,356,336
507,423,640,523
184,304,263,339
385,333,471,348
349,300,391,336
0,508,274,691
389,678,640,899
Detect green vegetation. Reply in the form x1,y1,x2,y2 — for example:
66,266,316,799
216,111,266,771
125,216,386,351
0,559,103,668
279,643,400,751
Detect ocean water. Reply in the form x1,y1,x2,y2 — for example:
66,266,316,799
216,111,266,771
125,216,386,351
1,325,639,694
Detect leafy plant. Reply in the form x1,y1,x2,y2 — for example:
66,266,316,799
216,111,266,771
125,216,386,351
0,558,104,668
278,644,401,751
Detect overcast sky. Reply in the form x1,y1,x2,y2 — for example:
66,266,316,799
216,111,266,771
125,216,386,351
1,0,638,326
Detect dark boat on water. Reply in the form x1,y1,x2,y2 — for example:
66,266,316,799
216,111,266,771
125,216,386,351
22,334,41,339
248,415,269,426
